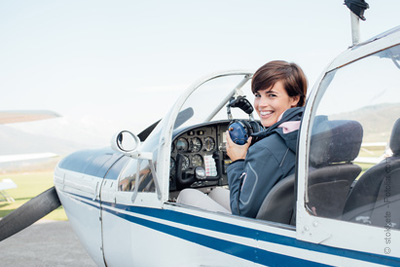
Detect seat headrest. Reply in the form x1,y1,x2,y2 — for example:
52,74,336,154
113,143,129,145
390,118,400,155
310,119,363,167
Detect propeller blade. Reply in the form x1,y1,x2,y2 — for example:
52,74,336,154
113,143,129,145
0,186,61,242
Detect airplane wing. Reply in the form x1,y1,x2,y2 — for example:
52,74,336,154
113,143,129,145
354,142,389,164
354,156,383,164
0,179,17,191
0,111,60,163
0,110,60,124
0,153,58,164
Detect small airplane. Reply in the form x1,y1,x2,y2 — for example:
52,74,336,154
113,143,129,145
354,143,390,164
1,1,400,266
0,179,17,203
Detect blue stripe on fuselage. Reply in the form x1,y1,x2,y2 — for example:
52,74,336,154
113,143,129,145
64,192,400,266
105,203,328,266
103,203,400,266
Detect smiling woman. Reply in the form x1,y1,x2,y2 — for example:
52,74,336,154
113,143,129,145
176,61,308,218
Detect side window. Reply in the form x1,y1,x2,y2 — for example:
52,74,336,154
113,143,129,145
118,158,156,193
307,45,400,230
104,156,129,180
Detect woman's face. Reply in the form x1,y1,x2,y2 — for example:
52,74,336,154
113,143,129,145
254,81,299,127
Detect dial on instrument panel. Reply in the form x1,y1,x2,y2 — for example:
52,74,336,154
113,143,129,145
191,154,203,167
176,137,188,152
181,155,190,171
190,137,202,152
204,137,215,152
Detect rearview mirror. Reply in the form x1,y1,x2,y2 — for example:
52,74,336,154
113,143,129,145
111,130,141,153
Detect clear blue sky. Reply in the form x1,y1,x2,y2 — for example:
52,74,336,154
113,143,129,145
1,0,399,146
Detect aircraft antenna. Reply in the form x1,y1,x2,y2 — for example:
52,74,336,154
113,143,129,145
344,0,369,46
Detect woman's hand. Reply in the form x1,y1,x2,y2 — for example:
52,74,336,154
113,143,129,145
226,131,252,161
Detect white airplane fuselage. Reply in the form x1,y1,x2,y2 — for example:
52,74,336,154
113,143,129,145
56,163,392,267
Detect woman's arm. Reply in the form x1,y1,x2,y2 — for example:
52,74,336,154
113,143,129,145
227,142,284,218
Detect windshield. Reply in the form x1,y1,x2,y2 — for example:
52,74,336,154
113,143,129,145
175,71,254,131
142,71,254,149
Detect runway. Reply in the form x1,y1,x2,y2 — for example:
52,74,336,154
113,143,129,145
0,220,96,267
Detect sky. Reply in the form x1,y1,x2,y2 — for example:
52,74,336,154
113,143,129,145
1,0,400,149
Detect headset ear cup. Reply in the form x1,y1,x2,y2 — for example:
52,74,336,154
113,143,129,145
228,120,250,145
228,120,263,145
249,120,262,134
240,120,253,135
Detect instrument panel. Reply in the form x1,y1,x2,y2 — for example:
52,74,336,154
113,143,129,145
169,121,231,191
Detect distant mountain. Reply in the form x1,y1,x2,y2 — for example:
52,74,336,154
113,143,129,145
330,103,400,142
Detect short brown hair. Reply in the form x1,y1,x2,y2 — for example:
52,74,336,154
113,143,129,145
251,60,307,107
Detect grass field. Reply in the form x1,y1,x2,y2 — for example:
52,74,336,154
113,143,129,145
0,171,67,220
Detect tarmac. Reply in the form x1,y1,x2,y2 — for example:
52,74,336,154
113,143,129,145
0,220,97,267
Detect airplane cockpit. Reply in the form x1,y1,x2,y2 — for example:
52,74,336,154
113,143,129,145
117,71,256,198
169,121,231,192
166,73,255,197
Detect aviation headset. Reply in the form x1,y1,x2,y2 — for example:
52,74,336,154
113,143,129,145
226,96,263,145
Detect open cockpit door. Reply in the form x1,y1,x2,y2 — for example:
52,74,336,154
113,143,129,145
296,26,400,262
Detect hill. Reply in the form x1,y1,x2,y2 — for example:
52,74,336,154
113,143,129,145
330,103,400,142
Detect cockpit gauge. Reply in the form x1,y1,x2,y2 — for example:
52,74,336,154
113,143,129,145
204,137,215,152
176,137,189,152
190,137,202,152
191,154,203,167
181,155,190,171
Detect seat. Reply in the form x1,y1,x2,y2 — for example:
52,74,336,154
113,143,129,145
256,174,296,225
342,118,400,229
256,118,363,224
307,119,363,219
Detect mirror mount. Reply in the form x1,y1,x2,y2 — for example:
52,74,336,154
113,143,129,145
111,130,152,160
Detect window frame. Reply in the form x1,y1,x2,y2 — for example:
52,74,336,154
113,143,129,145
296,32,400,257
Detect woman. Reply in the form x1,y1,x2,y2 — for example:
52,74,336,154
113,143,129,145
177,60,307,218
226,60,307,217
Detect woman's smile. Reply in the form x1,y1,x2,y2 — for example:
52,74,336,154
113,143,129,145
254,81,299,127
